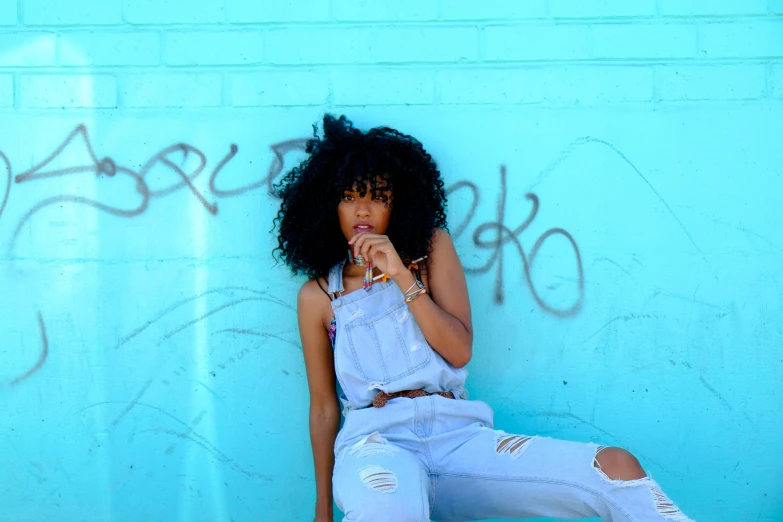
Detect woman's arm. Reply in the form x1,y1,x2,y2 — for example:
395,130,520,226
393,229,473,368
297,281,341,521
351,228,473,367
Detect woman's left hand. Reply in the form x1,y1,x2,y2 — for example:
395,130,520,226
349,233,407,279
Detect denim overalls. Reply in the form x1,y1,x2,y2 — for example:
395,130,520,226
326,261,693,522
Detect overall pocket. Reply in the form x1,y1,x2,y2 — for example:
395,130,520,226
344,303,432,383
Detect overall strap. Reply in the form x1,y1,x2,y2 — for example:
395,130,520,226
315,277,333,301
327,259,346,296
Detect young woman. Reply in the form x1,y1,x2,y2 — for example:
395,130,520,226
274,114,693,522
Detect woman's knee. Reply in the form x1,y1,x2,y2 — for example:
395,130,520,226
593,446,646,481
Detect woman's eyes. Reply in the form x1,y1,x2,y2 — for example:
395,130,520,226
342,194,389,202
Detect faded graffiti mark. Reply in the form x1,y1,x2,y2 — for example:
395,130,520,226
211,341,263,374
447,180,479,239
209,138,309,198
698,375,733,412
156,297,293,346
530,136,715,280
165,409,206,455
582,313,663,343
81,401,273,481
0,151,10,222
116,286,295,349
8,125,150,253
209,331,301,376
214,328,300,348
2,128,584,316
0,125,239,255
109,379,152,428
144,144,216,214
8,312,48,387
697,375,753,425
449,166,584,315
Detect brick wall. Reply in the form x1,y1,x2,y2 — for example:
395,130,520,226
1,2,781,521
1,0,780,110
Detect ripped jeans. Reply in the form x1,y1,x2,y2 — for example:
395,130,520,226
333,395,693,522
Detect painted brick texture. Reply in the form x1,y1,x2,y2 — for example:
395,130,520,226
1,4,780,522
2,2,779,110
0,2,17,26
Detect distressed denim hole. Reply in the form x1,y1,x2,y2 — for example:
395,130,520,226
591,445,693,522
495,433,537,459
359,465,397,494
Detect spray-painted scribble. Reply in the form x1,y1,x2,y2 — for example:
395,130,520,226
81,401,273,481
446,180,479,239
156,296,293,346
109,379,152,428
0,151,10,222
116,286,294,349
6,311,48,387
0,125,238,255
449,166,584,315
209,138,309,198
1,127,584,317
530,136,715,280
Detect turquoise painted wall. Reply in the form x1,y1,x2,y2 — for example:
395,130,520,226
1,2,782,521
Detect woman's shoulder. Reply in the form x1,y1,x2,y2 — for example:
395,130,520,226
432,227,451,243
297,277,331,312
429,227,456,255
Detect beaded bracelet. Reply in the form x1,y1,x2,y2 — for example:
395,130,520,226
404,280,427,303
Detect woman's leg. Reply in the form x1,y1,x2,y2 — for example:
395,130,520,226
429,427,693,521
333,433,432,522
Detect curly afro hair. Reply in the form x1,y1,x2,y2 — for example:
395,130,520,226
273,114,448,280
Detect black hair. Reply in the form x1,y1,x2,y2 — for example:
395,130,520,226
273,114,448,280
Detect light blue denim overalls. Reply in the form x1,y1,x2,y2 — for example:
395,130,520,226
326,260,693,522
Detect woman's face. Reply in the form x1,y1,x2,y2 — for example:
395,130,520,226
338,179,393,242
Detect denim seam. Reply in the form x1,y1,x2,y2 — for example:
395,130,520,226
343,319,371,383
427,473,439,514
391,310,413,368
333,355,358,409
434,473,637,522
427,395,435,437
420,439,439,517
343,305,433,383
331,279,394,306
413,399,436,473
419,463,428,522
370,319,390,381
422,397,439,515
327,260,344,294
345,300,405,327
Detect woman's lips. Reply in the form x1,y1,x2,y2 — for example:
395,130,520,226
354,225,373,233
